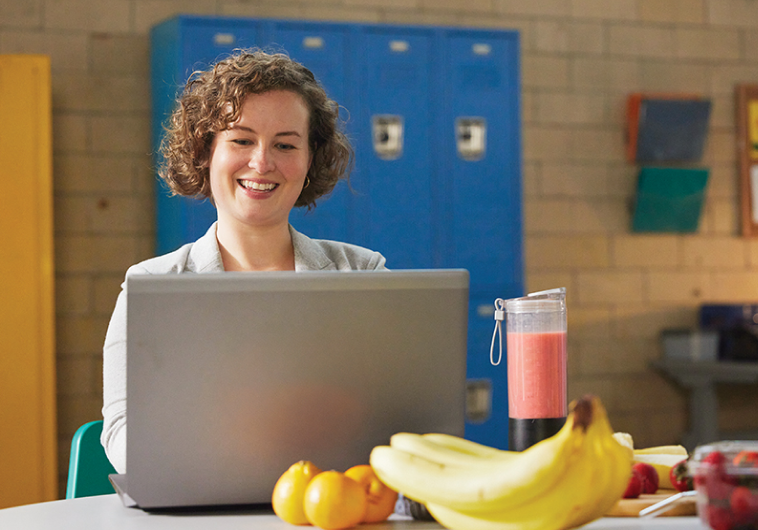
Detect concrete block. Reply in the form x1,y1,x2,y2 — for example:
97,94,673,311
576,270,645,304
526,234,610,269
639,0,705,24
0,30,88,71
609,25,676,58
675,27,740,61
683,237,747,269
44,0,131,32
0,0,42,28
647,272,710,303
90,114,151,155
571,0,637,20
612,235,680,268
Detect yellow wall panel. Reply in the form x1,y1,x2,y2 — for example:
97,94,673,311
0,55,57,508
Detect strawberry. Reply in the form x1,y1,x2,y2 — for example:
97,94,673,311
632,462,659,494
623,469,643,499
703,451,727,466
730,486,758,525
669,459,693,492
706,504,735,530
732,450,758,467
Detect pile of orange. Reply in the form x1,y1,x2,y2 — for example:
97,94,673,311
272,461,398,530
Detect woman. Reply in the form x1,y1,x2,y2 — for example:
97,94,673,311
101,50,387,473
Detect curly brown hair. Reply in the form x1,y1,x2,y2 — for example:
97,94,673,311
158,49,353,210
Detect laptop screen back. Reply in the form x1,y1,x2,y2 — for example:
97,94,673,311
126,269,469,509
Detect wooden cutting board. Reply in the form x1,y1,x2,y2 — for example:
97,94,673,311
606,492,696,517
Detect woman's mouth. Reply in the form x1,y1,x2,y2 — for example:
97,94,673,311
239,180,277,192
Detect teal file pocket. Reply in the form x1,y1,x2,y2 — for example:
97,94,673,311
631,167,709,233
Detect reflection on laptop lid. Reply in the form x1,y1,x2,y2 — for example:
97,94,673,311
117,269,469,510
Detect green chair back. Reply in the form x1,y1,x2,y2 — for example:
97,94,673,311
66,420,117,499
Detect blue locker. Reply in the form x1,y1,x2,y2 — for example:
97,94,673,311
150,16,524,449
440,30,524,447
353,28,437,269
441,30,523,292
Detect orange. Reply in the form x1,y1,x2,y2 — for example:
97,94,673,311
344,464,398,523
303,470,368,530
272,460,323,525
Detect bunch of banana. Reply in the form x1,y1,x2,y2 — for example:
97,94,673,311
370,395,631,530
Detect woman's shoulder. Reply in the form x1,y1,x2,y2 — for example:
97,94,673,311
291,227,387,271
125,224,223,276
316,239,388,271
124,243,195,276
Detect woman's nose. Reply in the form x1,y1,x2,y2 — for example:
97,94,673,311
249,146,275,173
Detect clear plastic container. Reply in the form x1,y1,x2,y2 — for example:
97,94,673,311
690,440,758,530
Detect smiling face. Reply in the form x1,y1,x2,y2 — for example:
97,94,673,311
208,90,312,232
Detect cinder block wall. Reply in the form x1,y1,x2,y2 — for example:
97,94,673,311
3,0,758,496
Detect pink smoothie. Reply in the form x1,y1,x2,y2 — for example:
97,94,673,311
507,331,567,419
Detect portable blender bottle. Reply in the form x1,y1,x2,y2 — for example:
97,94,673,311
492,288,567,451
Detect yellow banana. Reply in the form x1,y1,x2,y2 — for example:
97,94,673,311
634,445,687,456
370,399,589,514
421,433,511,459
423,397,630,530
563,403,631,527
389,432,516,469
426,456,589,530
371,396,631,530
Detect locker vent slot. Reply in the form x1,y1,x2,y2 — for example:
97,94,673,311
213,33,236,46
456,117,486,161
389,40,410,53
372,115,404,160
303,36,324,49
466,379,492,423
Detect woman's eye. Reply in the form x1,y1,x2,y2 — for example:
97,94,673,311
232,138,253,146
277,143,296,150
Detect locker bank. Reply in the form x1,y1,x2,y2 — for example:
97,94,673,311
151,15,524,449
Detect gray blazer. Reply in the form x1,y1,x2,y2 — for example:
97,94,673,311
101,223,387,473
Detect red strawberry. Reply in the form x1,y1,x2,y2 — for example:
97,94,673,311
632,462,659,494
703,451,726,466
706,505,735,530
669,459,693,492
730,486,758,525
623,469,643,499
732,450,758,467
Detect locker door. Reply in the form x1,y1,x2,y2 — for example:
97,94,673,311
441,31,523,449
442,31,523,295
152,17,260,254
354,29,437,269
266,22,354,244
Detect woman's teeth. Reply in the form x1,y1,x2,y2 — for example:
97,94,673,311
239,180,276,191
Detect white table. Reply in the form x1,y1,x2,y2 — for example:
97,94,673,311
0,494,708,530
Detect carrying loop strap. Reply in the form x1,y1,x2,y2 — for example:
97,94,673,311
489,298,506,366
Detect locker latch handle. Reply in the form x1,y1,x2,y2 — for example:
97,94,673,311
372,115,403,160
456,117,486,161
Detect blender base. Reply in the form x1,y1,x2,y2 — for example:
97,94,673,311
509,416,566,451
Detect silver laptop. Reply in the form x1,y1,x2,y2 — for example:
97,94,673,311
113,269,469,509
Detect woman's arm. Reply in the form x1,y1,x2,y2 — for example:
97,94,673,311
101,288,128,474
